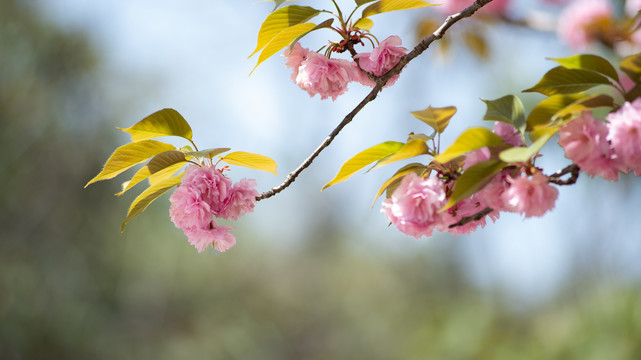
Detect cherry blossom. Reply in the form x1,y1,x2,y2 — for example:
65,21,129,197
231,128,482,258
502,172,558,217
295,51,355,100
607,99,641,175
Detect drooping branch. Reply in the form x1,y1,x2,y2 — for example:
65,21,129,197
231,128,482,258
547,164,580,186
257,0,496,201
448,207,494,228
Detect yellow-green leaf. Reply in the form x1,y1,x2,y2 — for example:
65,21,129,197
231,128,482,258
118,108,192,142
362,0,436,17
551,54,619,81
526,94,584,131
221,151,278,175
323,141,404,190
116,161,185,196
186,148,231,160
499,131,554,163
620,53,641,82
482,95,526,134
372,163,427,203
288,19,334,53
252,22,317,73
441,160,506,211
249,5,320,58
433,128,504,164
373,139,429,169
523,66,612,96
463,30,488,60
553,94,614,120
411,105,456,134
530,124,560,143
85,140,176,188
353,17,374,30
356,0,377,6
121,174,183,231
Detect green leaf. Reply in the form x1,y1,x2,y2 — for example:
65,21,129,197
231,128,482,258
121,174,183,231
252,22,317,73
85,140,176,188
410,105,456,134
323,141,404,190
249,5,320,58
481,95,526,134
221,151,278,175
265,0,296,11
372,163,427,203
442,160,506,210
288,19,334,53
625,82,641,102
117,162,185,196
620,53,641,82
373,139,430,169
523,66,612,96
530,124,560,143
499,130,555,163
356,0,377,6
118,108,193,142
551,54,619,81
553,94,614,120
353,17,374,30
116,151,186,195
433,128,505,164
186,147,231,160
362,0,436,17
526,94,584,131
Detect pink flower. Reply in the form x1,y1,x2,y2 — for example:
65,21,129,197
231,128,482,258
441,196,498,236
463,147,491,170
493,121,523,146
295,52,355,100
607,99,641,175
502,172,558,217
557,0,613,50
626,0,641,17
558,111,620,180
476,170,511,211
183,222,236,253
283,42,310,82
354,36,407,87
169,185,213,229
218,178,260,221
439,0,510,15
381,173,446,238
181,165,233,215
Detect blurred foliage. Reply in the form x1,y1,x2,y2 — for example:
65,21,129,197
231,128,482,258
0,1,640,359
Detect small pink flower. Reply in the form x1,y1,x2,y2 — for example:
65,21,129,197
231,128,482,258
183,222,236,253
181,165,233,215
442,196,497,236
476,170,511,211
381,173,446,238
169,185,213,229
502,172,558,217
218,178,260,220
463,147,491,170
439,0,510,15
493,121,523,147
559,111,620,180
607,98,641,175
295,52,355,100
283,42,310,82
354,36,407,87
557,0,613,50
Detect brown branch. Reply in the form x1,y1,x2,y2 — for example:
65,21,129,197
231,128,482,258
448,207,494,228
257,0,496,201
547,164,580,186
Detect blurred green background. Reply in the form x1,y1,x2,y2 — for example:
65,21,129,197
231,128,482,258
1,0,640,359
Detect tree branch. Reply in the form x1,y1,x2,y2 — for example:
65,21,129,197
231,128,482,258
547,164,580,186
257,0,496,201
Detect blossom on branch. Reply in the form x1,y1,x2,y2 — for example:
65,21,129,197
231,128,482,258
354,36,407,87
607,98,641,175
557,0,614,50
294,51,356,101
502,172,558,217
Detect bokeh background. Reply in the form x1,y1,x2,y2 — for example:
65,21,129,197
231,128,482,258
2,0,641,358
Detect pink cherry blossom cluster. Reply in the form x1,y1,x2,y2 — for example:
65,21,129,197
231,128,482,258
283,36,407,100
169,165,259,253
559,99,641,180
382,122,560,238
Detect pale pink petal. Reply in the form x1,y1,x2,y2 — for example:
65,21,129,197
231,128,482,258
557,0,613,50
169,185,213,230
295,52,355,100
493,121,523,146
607,98,641,175
183,222,236,253
218,178,260,220
502,173,558,217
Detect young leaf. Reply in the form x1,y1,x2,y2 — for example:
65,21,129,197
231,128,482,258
220,151,278,175
526,94,584,131
463,30,488,59
288,19,334,53
372,162,427,203
372,139,430,169
499,130,555,163
523,66,612,96
620,53,641,82
266,0,296,11
410,105,456,134
249,5,320,58
116,151,186,195
355,0,377,5
85,140,176,187
353,17,374,30
442,160,506,210
361,0,436,18
117,162,185,196
481,95,526,134
433,128,504,164
118,108,193,142
252,22,317,73
550,54,619,81
323,141,404,190
530,124,560,143
121,174,183,231
186,147,231,160
553,94,614,120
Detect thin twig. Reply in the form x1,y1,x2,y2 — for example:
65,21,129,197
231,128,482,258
257,0,495,201
448,207,494,228
547,164,580,186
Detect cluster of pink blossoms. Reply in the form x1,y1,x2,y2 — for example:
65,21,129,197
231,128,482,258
558,99,641,180
169,165,259,253
283,36,407,100
383,122,559,238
